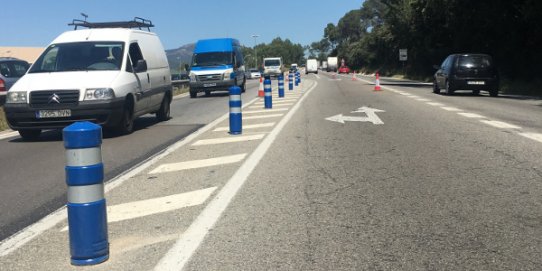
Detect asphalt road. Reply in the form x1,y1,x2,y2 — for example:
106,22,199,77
184,72,542,270
0,80,261,241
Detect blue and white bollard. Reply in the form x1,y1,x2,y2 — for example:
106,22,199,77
264,77,272,109
63,121,109,266
288,73,294,91
295,71,299,87
278,74,284,98
229,86,242,135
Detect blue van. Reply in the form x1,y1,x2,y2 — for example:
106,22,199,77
188,38,246,98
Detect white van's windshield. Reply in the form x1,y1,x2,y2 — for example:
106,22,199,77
29,42,125,73
191,52,233,67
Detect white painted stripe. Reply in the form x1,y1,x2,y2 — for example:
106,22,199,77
154,76,319,271
519,132,542,143
243,108,289,114
441,106,462,112
427,102,445,106
480,120,521,129
229,95,241,101
150,154,247,174
229,107,241,114
416,98,432,102
243,114,284,120
0,131,19,140
66,147,102,166
192,134,265,146
407,95,421,99
255,99,297,105
399,92,412,96
0,96,261,257
458,112,486,119
62,187,217,231
213,122,275,132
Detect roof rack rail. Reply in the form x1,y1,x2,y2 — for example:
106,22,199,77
68,17,154,31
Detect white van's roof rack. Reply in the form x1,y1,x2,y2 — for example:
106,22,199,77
69,17,154,31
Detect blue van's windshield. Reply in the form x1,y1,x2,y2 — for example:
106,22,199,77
29,42,124,73
191,52,232,67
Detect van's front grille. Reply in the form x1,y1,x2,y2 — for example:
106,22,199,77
197,74,222,82
30,90,79,107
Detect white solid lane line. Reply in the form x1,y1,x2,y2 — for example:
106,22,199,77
480,120,521,129
149,154,248,174
213,123,276,132
62,187,217,231
192,134,265,146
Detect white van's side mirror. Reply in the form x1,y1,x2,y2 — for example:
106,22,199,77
134,60,147,73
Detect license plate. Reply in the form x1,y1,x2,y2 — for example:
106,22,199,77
203,83,217,87
467,81,485,85
37,109,71,118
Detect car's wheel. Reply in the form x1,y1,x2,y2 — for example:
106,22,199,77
189,89,197,98
489,89,498,97
117,101,134,135
204,89,211,96
18,129,41,141
472,90,480,95
445,80,454,95
432,80,440,94
156,94,171,121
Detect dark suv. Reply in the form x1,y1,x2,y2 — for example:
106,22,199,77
433,54,499,97
0,58,30,104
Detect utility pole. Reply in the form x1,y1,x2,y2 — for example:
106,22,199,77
251,34,259,69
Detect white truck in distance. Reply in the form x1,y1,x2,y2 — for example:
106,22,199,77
327,57,338,72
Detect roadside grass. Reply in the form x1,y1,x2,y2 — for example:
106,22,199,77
0,86,190,133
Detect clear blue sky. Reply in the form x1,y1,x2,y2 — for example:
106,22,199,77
2,0,362,50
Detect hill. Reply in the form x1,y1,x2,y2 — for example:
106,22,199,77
166,43,194,72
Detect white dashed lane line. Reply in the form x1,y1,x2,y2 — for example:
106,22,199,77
480,120,522,129
427,102,445,106
441,106,462,112
519,132,542,143
457,112,486,119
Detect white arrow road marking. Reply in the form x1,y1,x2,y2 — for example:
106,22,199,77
326,106,385,125
62,187,217,231
150,154,247,174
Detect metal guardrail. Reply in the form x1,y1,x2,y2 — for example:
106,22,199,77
172,79,189,87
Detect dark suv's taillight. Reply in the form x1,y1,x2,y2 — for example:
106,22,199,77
0,78,6,92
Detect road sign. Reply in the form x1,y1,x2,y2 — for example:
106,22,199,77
399,49,407,61
326,106,385,125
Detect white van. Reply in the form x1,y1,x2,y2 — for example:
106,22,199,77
263,57,284,78
4,18,172,140
306,59,318,74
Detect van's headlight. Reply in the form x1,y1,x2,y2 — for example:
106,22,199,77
223,71,235,80
189,73,197,82
85,88,115,100
6,91,27,103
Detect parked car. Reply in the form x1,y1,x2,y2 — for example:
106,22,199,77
4,18,172,140
248,69,261,79
433,53,499,96
0,58,30,105
338,65,351,74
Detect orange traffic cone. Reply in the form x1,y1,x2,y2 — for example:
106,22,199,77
258,77,264,97
374,72,381,91
351,71,357,81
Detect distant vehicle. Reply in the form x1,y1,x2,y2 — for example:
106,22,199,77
290,63,298,71
433,53,499,97
4,17,172,140
321,61,328,70
189,38,246,98
327,57,338,72
0,57,30,105
338,65,351,74
248,68,261,79
263,57,283,78
306,59,318,74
